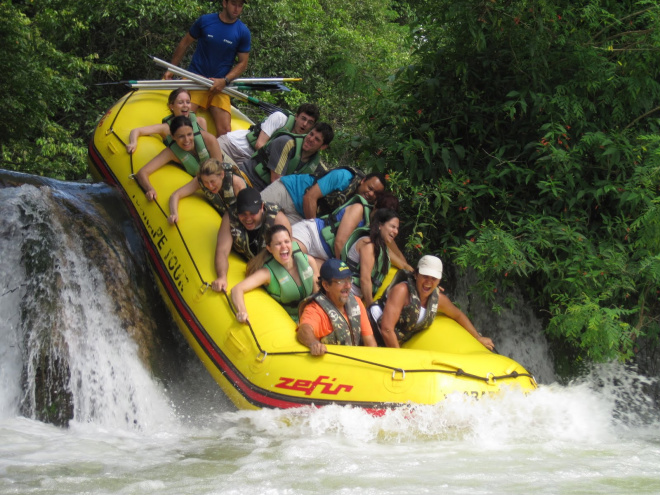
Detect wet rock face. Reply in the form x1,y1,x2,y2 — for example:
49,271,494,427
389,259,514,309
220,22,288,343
634,337,660,408
1,175,171,427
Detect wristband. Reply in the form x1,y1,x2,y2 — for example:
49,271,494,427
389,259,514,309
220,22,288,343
224,77,231,85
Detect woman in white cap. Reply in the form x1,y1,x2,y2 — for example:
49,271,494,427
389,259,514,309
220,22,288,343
369,255,495,350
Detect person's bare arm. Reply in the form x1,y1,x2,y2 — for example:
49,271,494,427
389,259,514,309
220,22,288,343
357,240,376,307
135,148,176,201
196,116,208,132
209,52,250,93
202,130,225,161
212,213,233,292
232,174,247,196
164,33,196,79
333,203,364,258
437,293,494,350
387,241,413,271
296,323,327,356
378,283,409,348
302,183,323,219
307,256,320,292
254,130,272,151
274,211,292,236
168,178,200,224
362,334,377,347
126,123,170,153
230,268,271,323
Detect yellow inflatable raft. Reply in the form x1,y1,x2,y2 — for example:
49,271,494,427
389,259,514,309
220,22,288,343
88,89,537,411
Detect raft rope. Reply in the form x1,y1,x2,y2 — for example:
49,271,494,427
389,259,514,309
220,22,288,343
102,90,534,386
219,291,533,384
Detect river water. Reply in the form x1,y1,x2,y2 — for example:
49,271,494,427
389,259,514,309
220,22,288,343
1,174,659,494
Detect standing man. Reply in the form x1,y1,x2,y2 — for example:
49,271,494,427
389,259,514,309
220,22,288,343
164,0,251,137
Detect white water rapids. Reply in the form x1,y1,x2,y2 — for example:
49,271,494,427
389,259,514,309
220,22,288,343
0,176,659,494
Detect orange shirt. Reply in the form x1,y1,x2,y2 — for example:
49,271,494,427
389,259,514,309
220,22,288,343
300,297,373,340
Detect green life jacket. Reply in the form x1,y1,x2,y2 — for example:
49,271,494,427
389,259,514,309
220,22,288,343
198,162,243,216
311,166,366,217
340,227,390,297
227,202,280,260
253,132,325,187
374,270,439,343
246,111,295,150
318,195,372,255
298,292,363,346
163,113,208,175
264,242,315,322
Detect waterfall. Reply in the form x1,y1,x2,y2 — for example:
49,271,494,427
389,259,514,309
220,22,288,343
0,172,178,430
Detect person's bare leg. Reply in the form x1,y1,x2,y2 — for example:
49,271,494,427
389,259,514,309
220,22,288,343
209,106,231,137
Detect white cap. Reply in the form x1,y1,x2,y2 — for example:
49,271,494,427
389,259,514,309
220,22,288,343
417,255,443,280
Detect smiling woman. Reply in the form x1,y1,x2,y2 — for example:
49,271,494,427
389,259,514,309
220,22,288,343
342,208,400,306
230,224,319,323
369,255,495,351
135,116,226,201
167,157,247,223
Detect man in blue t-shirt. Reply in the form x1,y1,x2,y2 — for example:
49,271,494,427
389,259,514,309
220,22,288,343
261,170,387,225
164,0,251,137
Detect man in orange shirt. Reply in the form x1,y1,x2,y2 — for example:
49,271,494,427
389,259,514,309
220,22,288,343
296,259,377,356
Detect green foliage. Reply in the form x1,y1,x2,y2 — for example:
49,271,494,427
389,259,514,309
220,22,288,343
242,0,410,162
1,1,96,178
365,0,660,362
1,0,202,179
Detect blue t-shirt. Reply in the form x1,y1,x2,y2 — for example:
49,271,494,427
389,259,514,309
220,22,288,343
280,169,354,215
188,13,251,78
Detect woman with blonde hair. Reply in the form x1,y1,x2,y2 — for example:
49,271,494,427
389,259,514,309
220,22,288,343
168,157,246,223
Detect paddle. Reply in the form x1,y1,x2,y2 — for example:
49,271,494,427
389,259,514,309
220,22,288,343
150,56,286,115
97,79,293,92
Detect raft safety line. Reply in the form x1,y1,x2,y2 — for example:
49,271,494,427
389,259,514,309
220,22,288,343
219,291,531,384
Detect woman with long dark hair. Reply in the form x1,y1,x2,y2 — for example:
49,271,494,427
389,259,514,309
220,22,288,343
231,225,319,323
341,208,400,307
126,88,208,154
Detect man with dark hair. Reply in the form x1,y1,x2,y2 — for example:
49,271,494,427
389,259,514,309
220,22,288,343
212,187,291,292
164,0,251,137
261,169,387,225
296,259,377,356
218,103,320,166
239,122,334,191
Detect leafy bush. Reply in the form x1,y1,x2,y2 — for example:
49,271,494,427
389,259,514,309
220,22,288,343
362,0,660,361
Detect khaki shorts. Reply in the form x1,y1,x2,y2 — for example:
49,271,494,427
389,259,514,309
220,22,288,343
190,90,231,113
292,219,331,261
261,180,304,225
